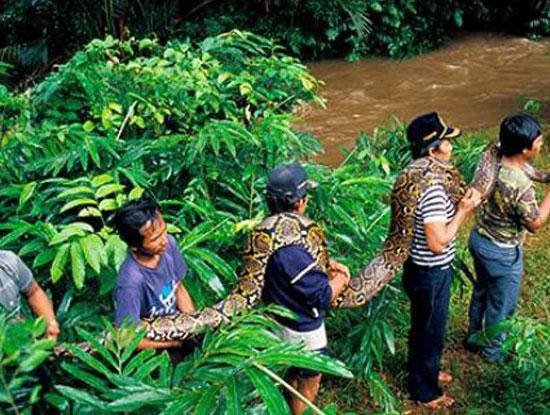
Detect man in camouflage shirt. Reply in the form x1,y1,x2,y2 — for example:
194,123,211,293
466,113,550,362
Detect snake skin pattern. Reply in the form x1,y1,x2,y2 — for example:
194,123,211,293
332,156,467,307
54,141,549,352
142,141,550,341
334,141,550,307
143,155,468,339
141,212,330,341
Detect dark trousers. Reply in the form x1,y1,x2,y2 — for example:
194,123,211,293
402,259,452,402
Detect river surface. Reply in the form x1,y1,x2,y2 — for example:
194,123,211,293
301,33,550,164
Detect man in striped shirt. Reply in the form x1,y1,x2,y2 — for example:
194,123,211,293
410,184,457,268
403,112,480,409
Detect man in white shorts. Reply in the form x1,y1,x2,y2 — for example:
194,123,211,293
262,163,350,414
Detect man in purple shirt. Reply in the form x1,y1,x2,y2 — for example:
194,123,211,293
112,197,194,350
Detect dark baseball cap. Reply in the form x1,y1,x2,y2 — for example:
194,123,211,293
407,112,462,150
266,163,317,201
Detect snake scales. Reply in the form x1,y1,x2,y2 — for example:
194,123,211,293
51,141,548,355
139,141,550,342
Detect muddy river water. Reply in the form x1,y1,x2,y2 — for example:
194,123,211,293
301,33,550,164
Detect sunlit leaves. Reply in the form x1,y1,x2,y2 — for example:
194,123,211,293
56,308,352,413
0,313,54,412
50,243,70,283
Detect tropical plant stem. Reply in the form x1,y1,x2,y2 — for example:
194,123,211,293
0,369,20,415
252,362,326,415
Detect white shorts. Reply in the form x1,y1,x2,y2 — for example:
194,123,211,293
278,322,327,351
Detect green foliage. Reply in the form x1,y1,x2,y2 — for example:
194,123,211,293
2,28,549,413
0,31,323,302
2,0,550,84
0,312,54,414
52,308,352,413
0,31,433,413
467,0,550,37
0,31,358,413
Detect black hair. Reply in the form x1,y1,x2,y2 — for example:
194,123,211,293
498,113,542,157
266,192,301,214
111,197,160,248
411,139,442,159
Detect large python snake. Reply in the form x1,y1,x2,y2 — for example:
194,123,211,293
139,141,550,342
52,141,548,353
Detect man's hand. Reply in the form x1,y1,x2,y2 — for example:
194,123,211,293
459,188,481,214
329,264,351,300
329,260,350,280
26,281,60,341
46,320,60,341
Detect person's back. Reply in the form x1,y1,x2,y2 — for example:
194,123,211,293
261,163,350,415
263,244,332,349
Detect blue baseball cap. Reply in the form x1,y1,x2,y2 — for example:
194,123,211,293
266,163,317,201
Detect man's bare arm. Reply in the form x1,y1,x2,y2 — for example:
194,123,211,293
176,282,195,313
26,281,60,340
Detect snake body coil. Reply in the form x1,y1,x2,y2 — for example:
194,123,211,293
138,142,548,341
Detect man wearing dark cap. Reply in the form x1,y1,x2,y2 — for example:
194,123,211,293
262,163,350,415
403,112,479,409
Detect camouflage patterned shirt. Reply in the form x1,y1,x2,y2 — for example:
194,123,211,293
476,165,540,245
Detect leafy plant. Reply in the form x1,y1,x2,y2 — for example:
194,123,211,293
0,312,54,414
53,308,353,414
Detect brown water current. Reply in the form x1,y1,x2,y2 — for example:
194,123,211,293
300,33,550,165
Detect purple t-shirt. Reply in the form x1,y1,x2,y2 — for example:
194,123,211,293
115,235,188,327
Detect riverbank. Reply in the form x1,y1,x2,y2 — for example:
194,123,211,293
318,126,550,414
299,32,550,166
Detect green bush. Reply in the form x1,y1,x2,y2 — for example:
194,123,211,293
0,31,388,413
2,0,549,83
0,312,54,413
2,30,548,413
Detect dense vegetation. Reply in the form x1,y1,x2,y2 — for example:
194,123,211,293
1,31,548,414
1,0,550,86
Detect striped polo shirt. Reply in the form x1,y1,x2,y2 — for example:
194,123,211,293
409,184,457,268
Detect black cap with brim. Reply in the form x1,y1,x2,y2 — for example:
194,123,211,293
407,112,462,155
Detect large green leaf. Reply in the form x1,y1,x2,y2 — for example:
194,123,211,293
55,385,107,410
19,350,50,372
79,234,105,274
193,384,221,415
225,377,243,415
50,243,70,283
18,181,37,211
244,367,288,415
107,390,171,412
185,256,226,297
60,198,98,214
95,183,125,199
49,223,94,245
57,186,95,199
61,362,109,393
105,234,127,270
70,241,86,289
